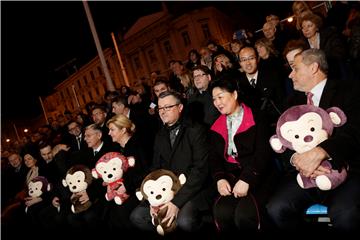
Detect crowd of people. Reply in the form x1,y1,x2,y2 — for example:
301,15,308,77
2,1,360,238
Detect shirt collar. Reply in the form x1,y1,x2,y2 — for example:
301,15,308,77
93,142,104,153
308,79,327,107
246,71,258,83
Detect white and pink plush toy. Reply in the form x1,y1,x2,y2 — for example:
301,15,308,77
92,152,135,205
270,104,348,191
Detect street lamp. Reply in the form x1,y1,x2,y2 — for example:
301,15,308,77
24,128,29,133
6,139,11,143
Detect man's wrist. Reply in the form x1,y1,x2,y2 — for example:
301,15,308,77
289,153,296,166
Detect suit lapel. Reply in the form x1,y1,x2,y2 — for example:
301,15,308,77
319,80,337,109
169,125,185,160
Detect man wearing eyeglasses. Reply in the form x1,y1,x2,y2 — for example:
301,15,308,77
187,65,220,128
131,90,211,234
238,46,285,128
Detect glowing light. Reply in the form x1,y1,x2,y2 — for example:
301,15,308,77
287,17,294,23
6,139,11,143
24,129,29,133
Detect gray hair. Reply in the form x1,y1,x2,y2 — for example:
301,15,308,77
300,49,328,75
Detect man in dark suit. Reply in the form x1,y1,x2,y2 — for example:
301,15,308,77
130,91,210,233
63,124,119,231
266,49,360,231
66,121,86,153
238,46,285,127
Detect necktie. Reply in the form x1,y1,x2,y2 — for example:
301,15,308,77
250,78,256,88
94,150,98,156
306,92,314,105
76,136,81,149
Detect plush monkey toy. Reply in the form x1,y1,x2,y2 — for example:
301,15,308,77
270,104,348,190
92,152,135,205
25,176,51,213
62,164,93,214
136,169,186,236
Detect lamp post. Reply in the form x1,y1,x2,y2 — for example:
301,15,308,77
83,0,115,91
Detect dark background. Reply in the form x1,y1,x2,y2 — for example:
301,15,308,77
2,1,293,121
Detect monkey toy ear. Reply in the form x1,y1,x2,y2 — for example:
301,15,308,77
92,169,100,179
136,189,144,201
47,183,52,192
178,174,186,185
269,135,286,153
326,107,347,127
62,179,68,187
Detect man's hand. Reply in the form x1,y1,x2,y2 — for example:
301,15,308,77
232,179,249,198
310,165,331,179
217,179,232,196
77,190,90,204
52,196,60,208
160,202,179,227
52,144,70,156
292,147,329,177
25,196,42,207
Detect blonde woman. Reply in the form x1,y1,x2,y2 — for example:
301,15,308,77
105,114,149,231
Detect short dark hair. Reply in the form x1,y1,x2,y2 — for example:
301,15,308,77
153,78,169,88
91,104,107,113
209,74,243,103
112,96,129,108
282,39,308,58
191,65,212,76
158,91,182,104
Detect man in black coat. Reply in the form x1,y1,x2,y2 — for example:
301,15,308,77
130,91,211,233
238,46,285,128
266,49,360,232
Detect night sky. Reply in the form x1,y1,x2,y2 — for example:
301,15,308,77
2,1,293,121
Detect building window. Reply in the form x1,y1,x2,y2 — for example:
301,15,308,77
83,76,88,85
95,87,100,96
201,23,211,39
90,71,95,81
60,91,65,100
88,91,93,101
181,31,191,46
97,66,103,76
148,49,158,63
163,40,173,54
78,80,82,88
133,57,142,70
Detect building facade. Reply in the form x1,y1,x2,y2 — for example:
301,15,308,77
122,6,234,86
43,48,124,118
43,6,234,118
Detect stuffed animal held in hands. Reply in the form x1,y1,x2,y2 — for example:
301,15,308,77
136,169,186,236
92,152,135,205
270,104,348,190
25,176,51,213
62,165,93,214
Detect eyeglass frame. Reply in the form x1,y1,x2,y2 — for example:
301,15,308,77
193,73,207,79
157,103,180,112
239,55,257,62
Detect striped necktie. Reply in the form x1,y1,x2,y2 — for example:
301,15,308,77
306,92,314,105
250,78,256,88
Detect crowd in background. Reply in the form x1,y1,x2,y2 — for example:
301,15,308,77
2,1,360,238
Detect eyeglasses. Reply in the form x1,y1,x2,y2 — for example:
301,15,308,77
68,127,79,132
239,56,257,62
193,73,207,79
157,104,179,112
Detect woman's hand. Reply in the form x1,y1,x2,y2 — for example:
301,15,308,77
217,179,232,196
232,179,249,198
